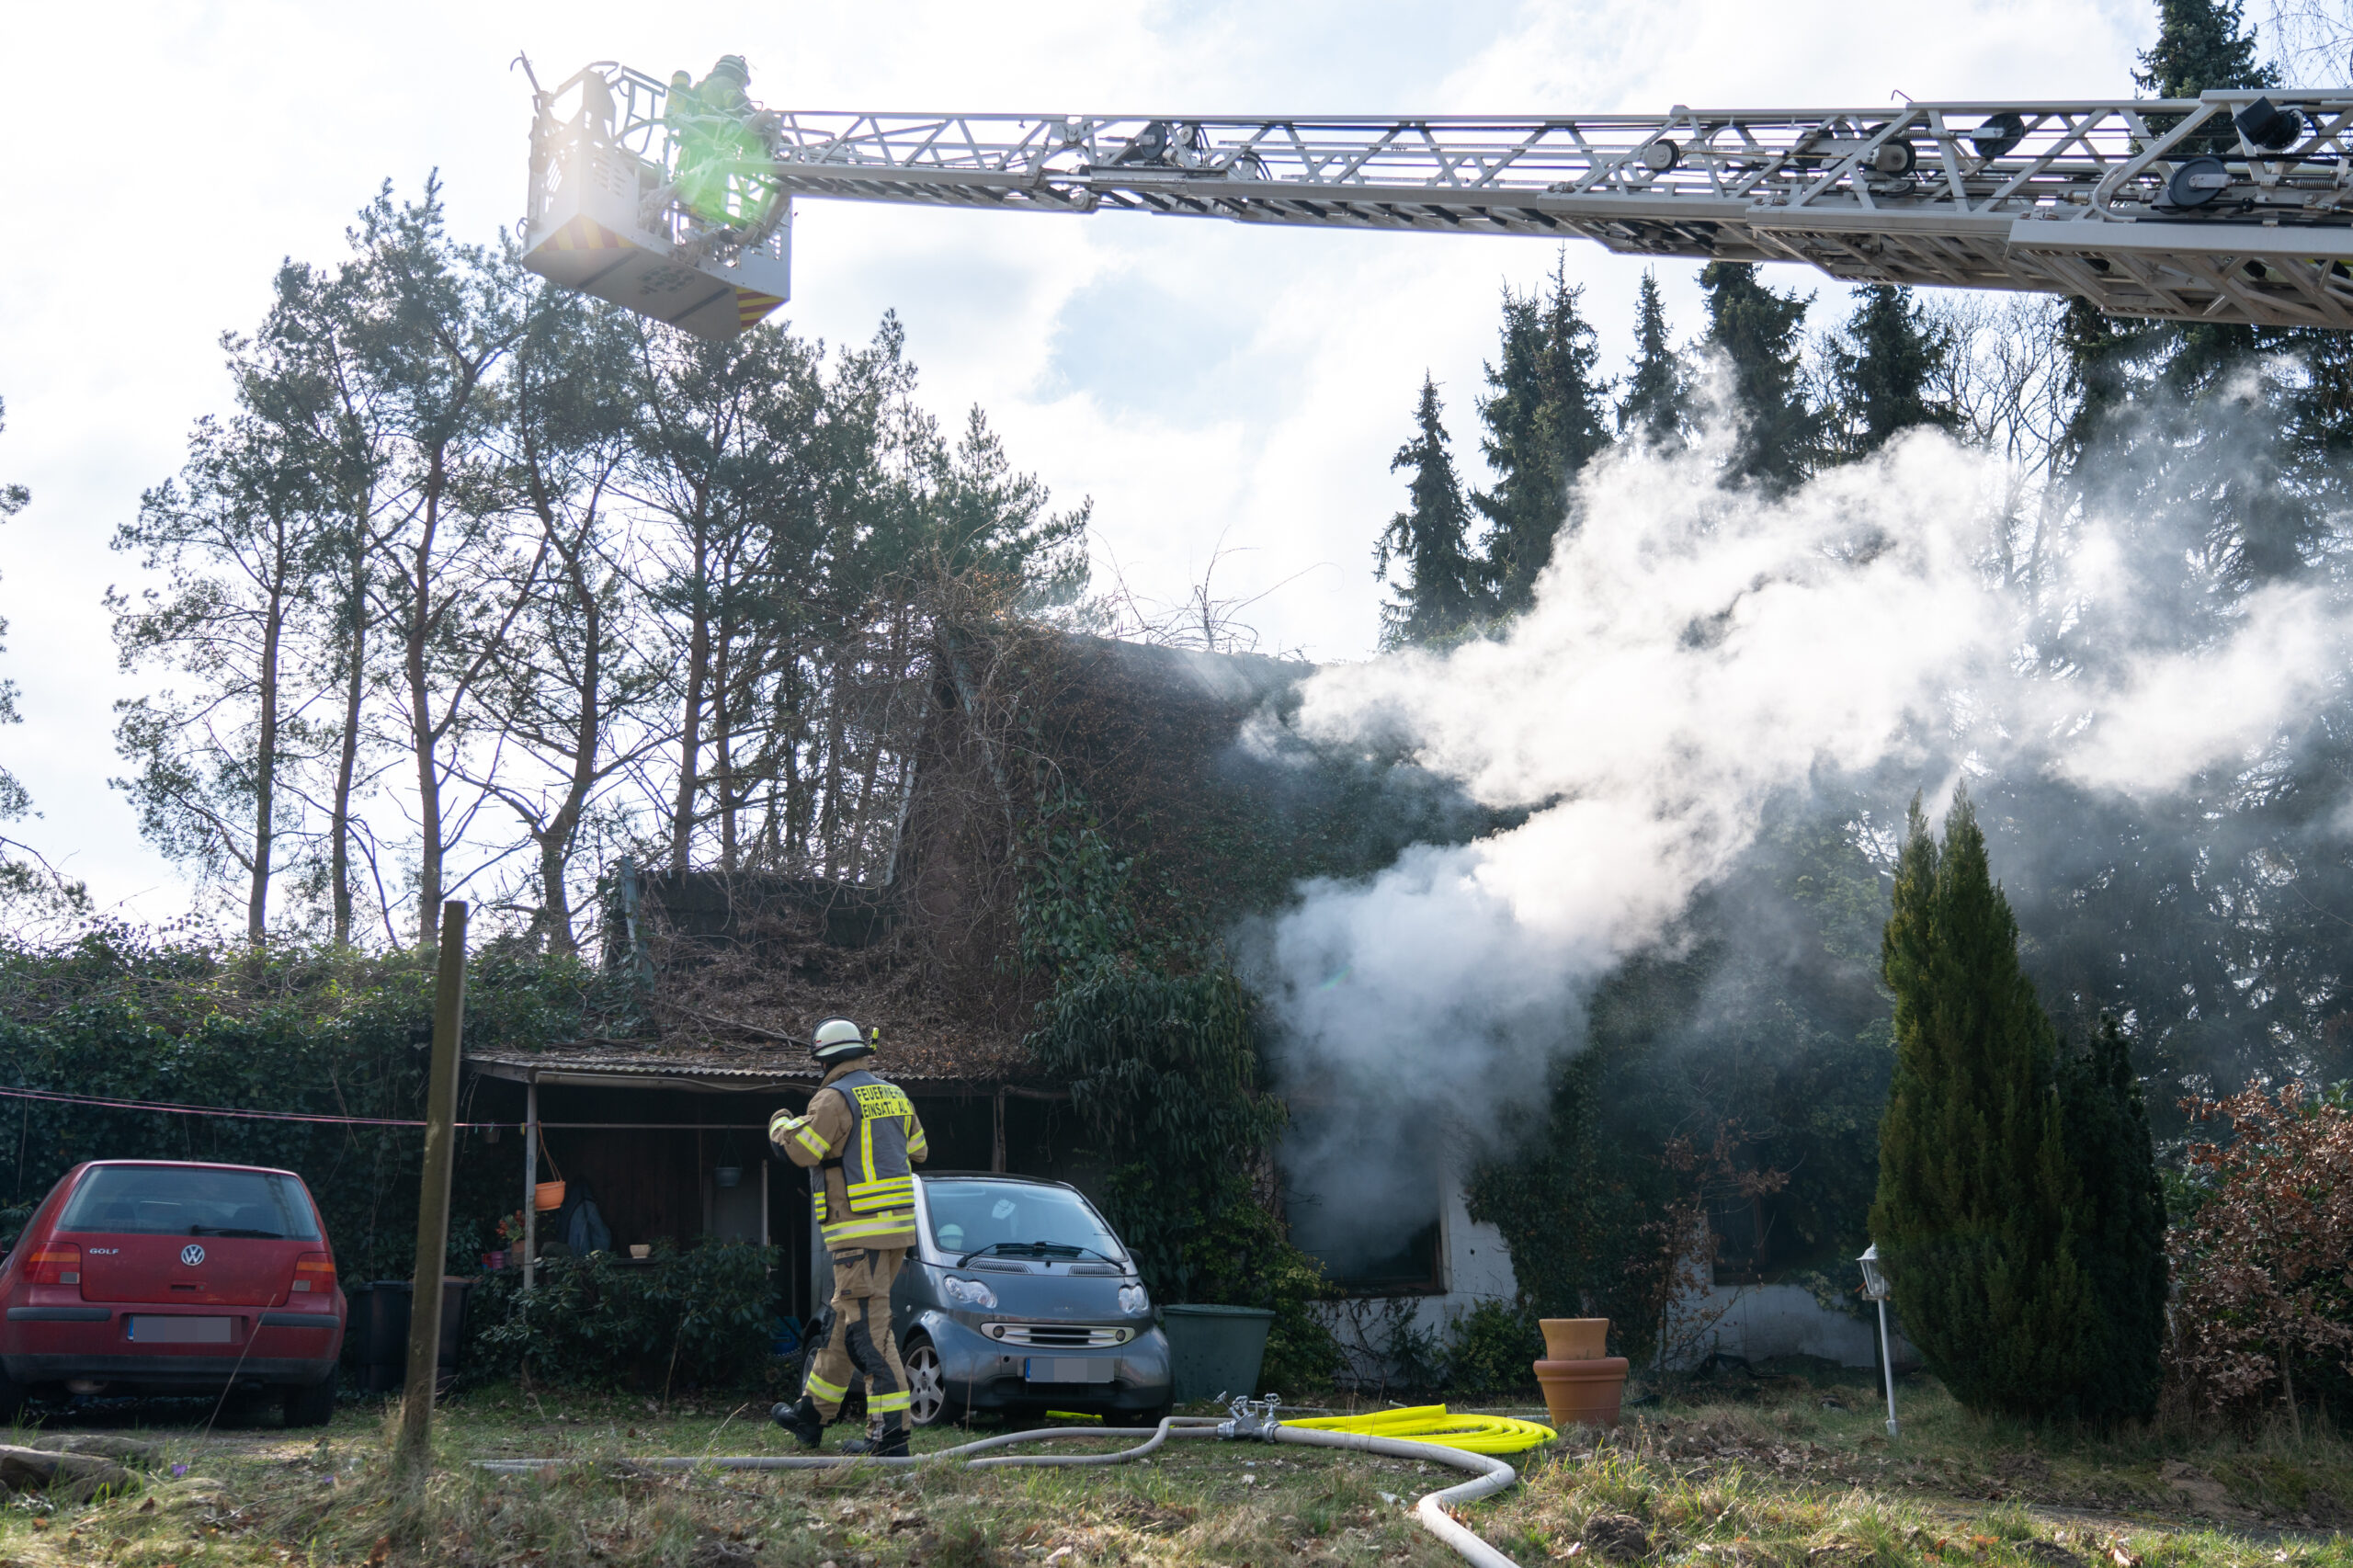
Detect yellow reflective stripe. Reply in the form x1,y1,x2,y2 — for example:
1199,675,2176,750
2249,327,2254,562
905,1125,928,1159
823,1211,914,1234
794,1125,830,1159
859,1106,877,1190
847,1176,915,1211
818,1205,908,1233
805,1372,848,1403
813,1193,829,1221
869,1391,912,1413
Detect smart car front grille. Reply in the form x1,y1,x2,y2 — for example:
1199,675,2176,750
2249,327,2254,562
983,1324,1132,1347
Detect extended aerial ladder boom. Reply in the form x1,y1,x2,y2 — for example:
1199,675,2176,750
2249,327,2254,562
520,59,2353,339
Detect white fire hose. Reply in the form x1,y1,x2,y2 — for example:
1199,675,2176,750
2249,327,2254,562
477,1398,1530,1568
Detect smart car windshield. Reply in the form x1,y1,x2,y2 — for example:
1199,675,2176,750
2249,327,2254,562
924,1178,1124,1263
58,1165,321,1240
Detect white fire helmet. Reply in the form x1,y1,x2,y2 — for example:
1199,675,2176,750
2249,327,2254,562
811,1016,876,1065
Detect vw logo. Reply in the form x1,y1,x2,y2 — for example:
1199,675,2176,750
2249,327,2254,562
180,1244,205,1267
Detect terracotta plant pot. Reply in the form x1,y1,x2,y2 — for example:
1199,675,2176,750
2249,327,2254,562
1539,1318,1610,1361
1534,1356,1631,1429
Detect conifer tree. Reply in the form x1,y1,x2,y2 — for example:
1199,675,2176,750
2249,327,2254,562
2133,0,2277,97
1376,375,1483,647
1826,285,1957,460
2055,1017,2169,1423
1699,262,1821,494
1618,270,1691,448
1473,255,1614,614
1871,789,2095,1421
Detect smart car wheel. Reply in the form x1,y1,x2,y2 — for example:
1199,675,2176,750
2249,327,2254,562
903,1335,947,1427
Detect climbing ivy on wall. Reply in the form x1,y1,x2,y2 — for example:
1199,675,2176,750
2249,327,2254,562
1011,773,1339,1388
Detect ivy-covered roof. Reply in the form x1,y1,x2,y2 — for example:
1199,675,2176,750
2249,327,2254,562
509,628,1488,1087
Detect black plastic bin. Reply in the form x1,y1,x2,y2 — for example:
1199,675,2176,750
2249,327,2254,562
346,1278,472,1394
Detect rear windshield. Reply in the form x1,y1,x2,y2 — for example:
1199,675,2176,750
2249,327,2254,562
58,1165,320,1241
924,1179,1124,1262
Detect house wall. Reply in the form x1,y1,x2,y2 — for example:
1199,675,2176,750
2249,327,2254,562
1304,1126,1912,1382
1317,1153,1521,1388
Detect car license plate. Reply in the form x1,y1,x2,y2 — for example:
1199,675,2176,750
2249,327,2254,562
1022,1357,1112,1383
128,1316,233,1344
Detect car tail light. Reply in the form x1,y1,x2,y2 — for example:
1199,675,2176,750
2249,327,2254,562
27,1244,78,1286
291,1253,335,1294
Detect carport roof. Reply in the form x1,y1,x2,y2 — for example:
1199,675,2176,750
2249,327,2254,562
466,1040,1053,1096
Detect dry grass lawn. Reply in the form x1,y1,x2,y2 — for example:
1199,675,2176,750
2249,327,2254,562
0,1371,2347,1568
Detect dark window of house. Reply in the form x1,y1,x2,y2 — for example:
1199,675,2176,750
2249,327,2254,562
1289,1171,1445,1296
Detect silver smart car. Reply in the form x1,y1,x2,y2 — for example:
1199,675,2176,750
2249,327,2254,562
809,1172,1173,1426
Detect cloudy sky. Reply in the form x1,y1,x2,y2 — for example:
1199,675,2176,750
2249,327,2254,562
0,0,2162,918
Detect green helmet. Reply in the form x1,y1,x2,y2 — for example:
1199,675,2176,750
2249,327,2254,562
811,1016,874,1066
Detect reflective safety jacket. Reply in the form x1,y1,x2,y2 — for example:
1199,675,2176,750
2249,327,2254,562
769,1062,929,1250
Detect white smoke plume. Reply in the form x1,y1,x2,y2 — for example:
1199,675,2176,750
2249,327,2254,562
1243,408,2350,1269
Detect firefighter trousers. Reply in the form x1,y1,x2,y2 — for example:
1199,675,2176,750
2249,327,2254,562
802,1246,910,1428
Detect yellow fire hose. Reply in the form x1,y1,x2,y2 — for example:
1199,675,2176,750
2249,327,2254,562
1285,1403,1557,1455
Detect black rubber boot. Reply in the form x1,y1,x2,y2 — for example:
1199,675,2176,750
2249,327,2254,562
770,1396,824,1449
837,1423,909,1458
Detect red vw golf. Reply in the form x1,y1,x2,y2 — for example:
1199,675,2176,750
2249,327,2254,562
0,1161,345,1425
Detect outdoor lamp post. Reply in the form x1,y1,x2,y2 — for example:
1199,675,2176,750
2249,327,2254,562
1858,1244,1899,1437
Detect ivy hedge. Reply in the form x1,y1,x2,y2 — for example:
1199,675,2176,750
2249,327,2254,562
0,925,624,1280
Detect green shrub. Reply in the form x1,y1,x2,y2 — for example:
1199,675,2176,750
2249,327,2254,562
1439,1299,1544,1397
465,1242,780,1392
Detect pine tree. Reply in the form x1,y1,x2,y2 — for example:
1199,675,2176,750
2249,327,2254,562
1473,255,1614,614
1376,375,1483,647
1826,285,1957,460
2055,1017,2169,1424
2133,0,2278,97
1699,262,1821,494
1871,789,2095,1421
1619,270,1691,448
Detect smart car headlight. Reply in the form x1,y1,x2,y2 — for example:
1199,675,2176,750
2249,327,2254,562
1118,1282,1149,1314
943,1276,998,1309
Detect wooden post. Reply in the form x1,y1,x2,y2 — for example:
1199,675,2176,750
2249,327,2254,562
395,901,467,1478
521,1077,539,1291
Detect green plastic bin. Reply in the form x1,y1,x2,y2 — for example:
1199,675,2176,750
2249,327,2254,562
1161,1303,1276,1403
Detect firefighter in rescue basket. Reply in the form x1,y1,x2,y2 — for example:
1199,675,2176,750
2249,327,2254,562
769,1017,930,1455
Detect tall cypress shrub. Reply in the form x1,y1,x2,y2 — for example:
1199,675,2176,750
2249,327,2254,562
2056,1017,2168,1422
1871,790,2094,1420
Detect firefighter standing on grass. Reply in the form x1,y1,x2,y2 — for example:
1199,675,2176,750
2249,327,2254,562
769,1017,929,1456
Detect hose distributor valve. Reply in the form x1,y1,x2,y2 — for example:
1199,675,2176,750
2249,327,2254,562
1221,1393,1285,1440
